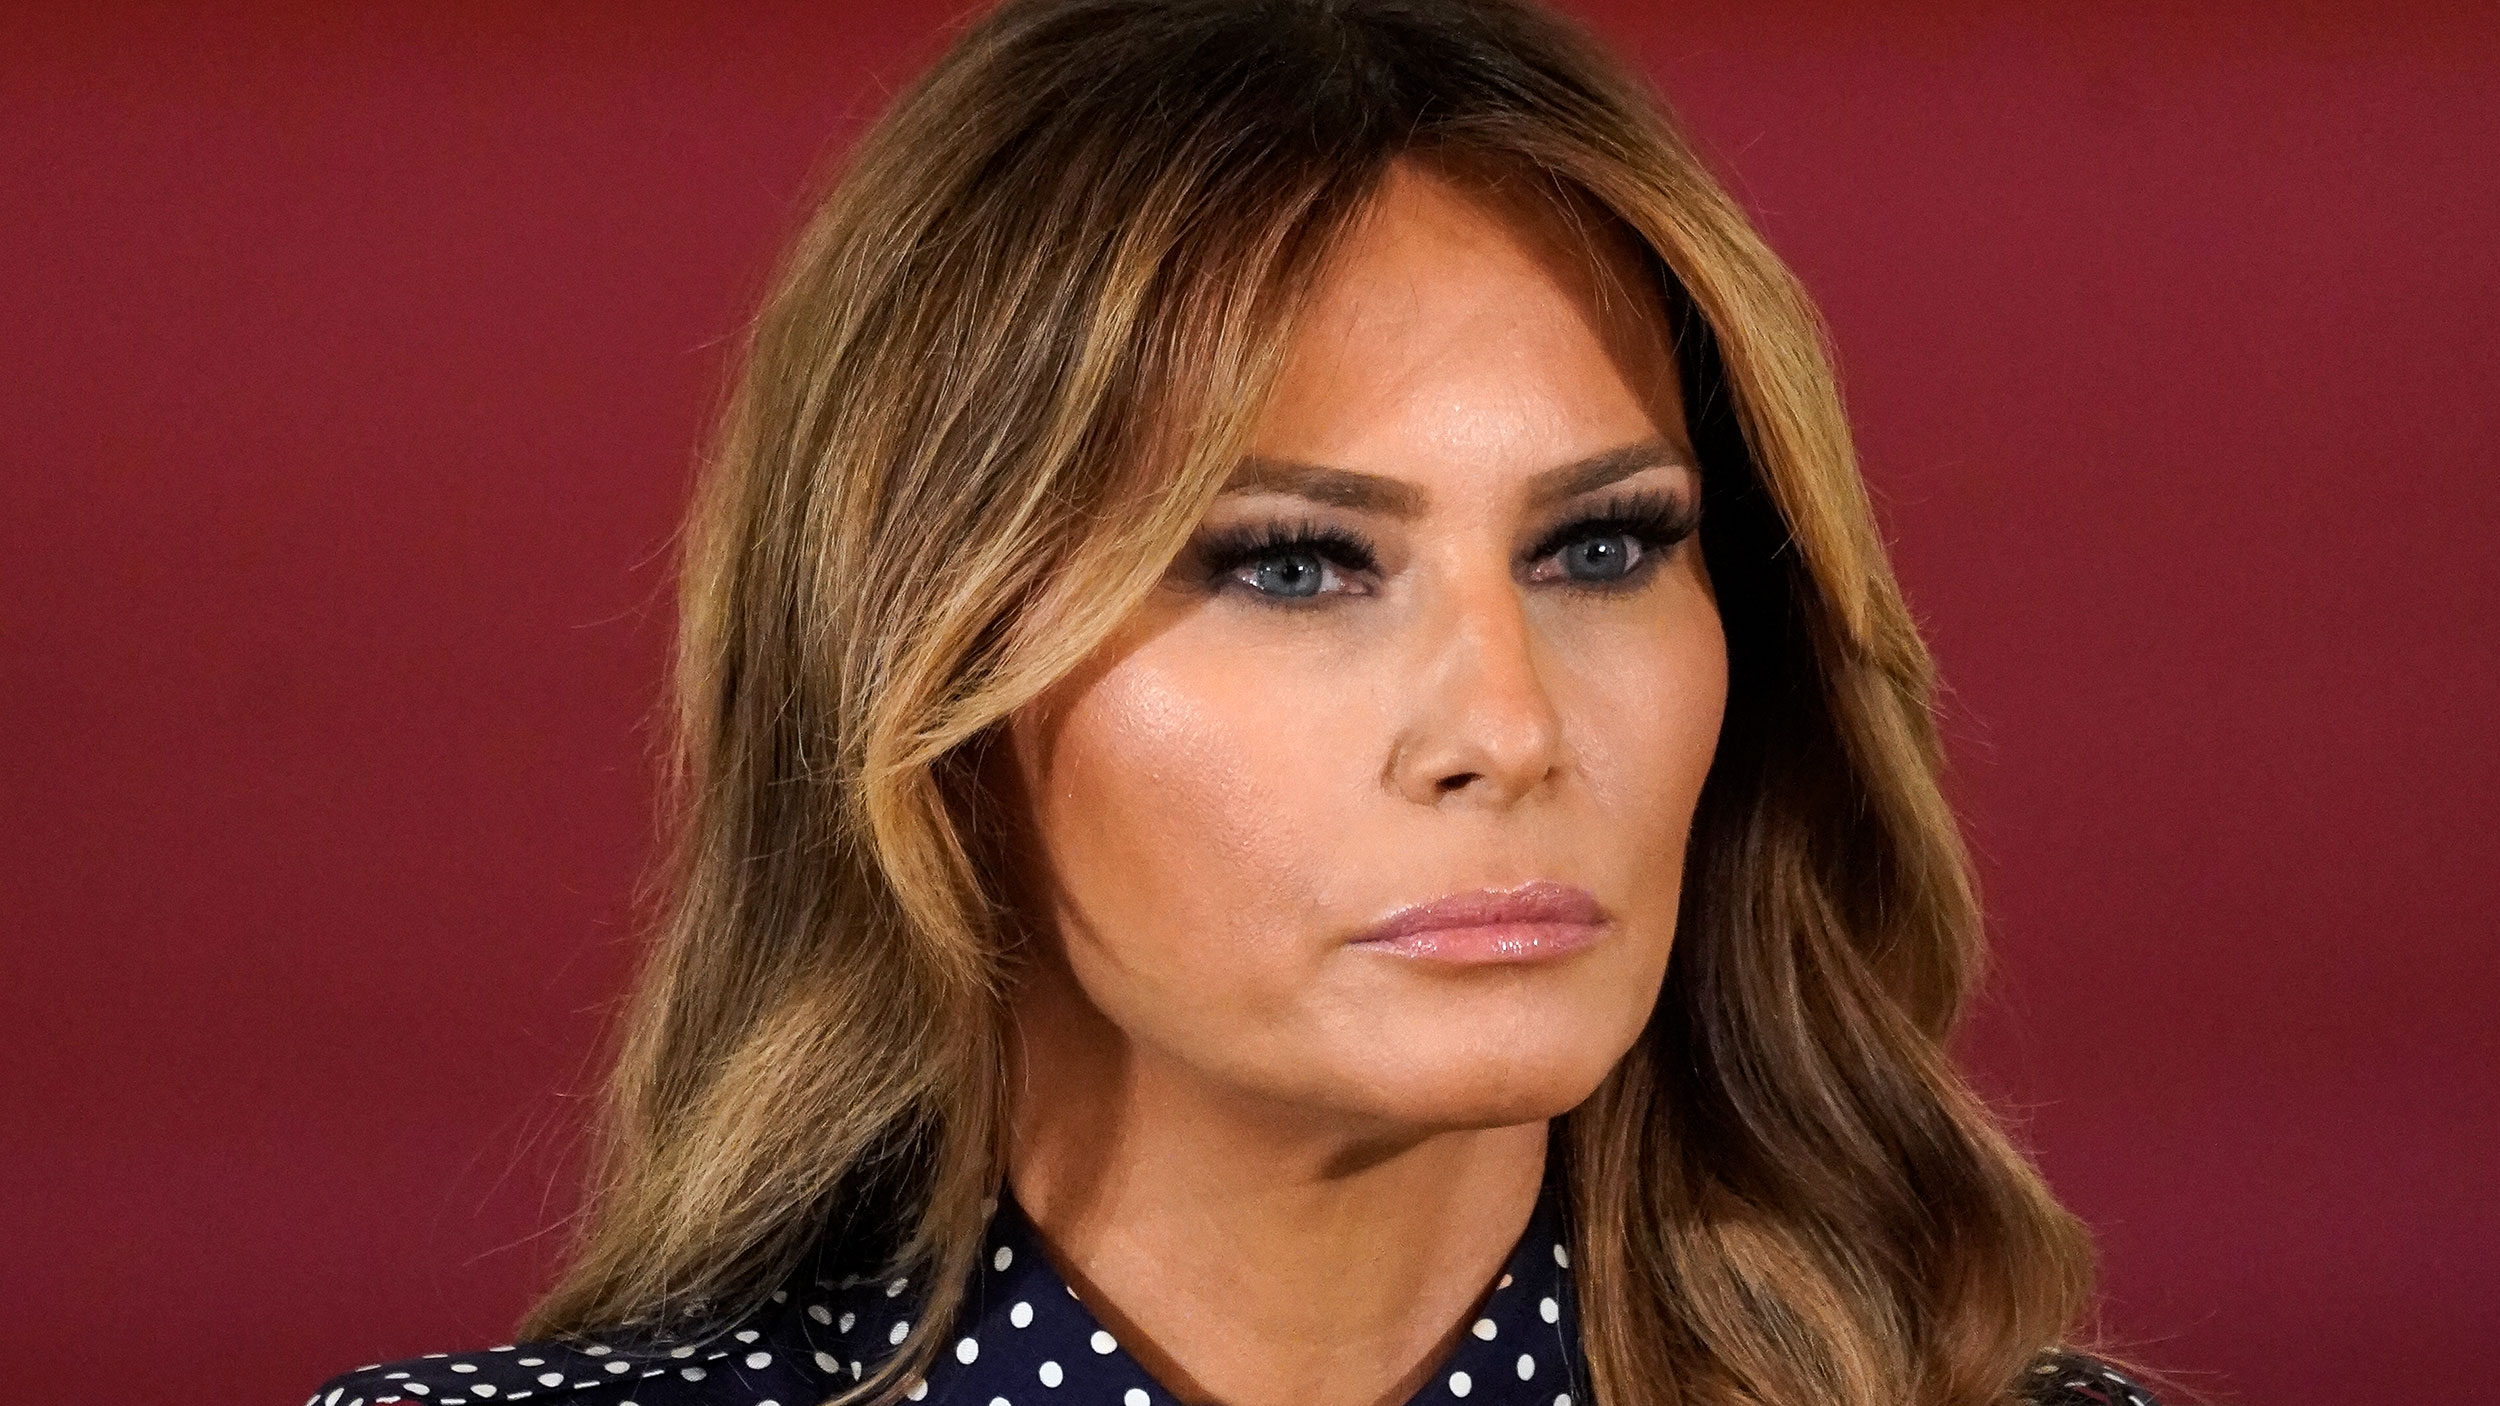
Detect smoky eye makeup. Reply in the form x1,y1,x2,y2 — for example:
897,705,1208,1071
1185,483,1700,603
1189,514,1381,583
1521,485,1698,576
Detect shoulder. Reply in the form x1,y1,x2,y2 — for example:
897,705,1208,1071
301,1336,745,1406
303,1340,659,1406
2019,1347,2168,1406
301,1285,854,1406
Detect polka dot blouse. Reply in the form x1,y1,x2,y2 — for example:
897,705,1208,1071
304,1167,2163,1406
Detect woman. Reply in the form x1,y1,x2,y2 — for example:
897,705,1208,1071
306,1,2175,1404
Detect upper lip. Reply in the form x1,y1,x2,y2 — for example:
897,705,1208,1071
1352,879,1608,944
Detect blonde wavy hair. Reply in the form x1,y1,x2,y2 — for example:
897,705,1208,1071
518,1,2112,1403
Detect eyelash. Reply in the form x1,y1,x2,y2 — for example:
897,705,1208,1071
1192,487,1700,603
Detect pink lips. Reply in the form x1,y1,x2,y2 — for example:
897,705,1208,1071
1348,878,1609,964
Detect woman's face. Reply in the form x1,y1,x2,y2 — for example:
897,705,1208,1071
1001,158,1727,1137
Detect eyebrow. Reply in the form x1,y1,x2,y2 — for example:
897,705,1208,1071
1216,438,1693,519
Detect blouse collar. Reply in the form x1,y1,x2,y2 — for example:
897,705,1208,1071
802,1166,1588,1406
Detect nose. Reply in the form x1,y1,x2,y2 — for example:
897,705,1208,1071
1386,565,1567,808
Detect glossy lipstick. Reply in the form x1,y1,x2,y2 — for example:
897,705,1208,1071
1348,879,1609,964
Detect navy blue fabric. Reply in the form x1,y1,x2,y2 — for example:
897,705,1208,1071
306,1170,1589,1406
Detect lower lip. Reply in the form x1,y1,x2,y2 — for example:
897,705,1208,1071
1350,921,1606,964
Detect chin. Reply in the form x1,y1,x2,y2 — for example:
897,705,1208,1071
1309,958,1662,1131
1337,1029,1637,1132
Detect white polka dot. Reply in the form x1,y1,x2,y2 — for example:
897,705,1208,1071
851,1360,863,1379
1450,1370,1472,1397
887,1277,909,1297
891,1320,911,1345
839,1311,856,1332
1039,1361,1064,1388
1090,1330,1117,1354
449,1365,477,1375
1010,1301,1034,1329
808,1305,831,1325
957,1337,981,1365
605,1360,632,1374
1517,1354,1536,1380
736,1328,761,1343
326,1391,344,1406
746,1351,773,1369
1556,1396,1571,1406
994,1245,1015,1271
1499,1273,1513,1288
669,1346,696,1359
517,1358,545,1367
474,1389,497,1400
680,1366,706,1382
760,1401,779,1406
815,1352,840,1374
1125,1391,1149,1406
908,1380,929,1401
990,1398,1010,1406
773,1289,789,1303
402,1388,430,1399
1539,1296,1559,1323
1552,1244,1569,1268
1471,1318,1497,1340
537,1374,564,1387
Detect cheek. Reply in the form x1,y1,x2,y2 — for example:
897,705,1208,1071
1550,562,1730,860
1024,641,1345,1035
1571,596,1727,853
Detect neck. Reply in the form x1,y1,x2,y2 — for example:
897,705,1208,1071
1005,964,1550,1406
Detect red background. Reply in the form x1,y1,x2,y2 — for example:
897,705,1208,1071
4,3,2493,1404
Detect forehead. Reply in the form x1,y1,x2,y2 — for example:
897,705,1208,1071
1248,155,1686,475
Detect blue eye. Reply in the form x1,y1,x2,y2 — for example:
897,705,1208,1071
1525,488,1700,588
1194,517,1378,601
1245,550,1340,592
1560,532,1640,582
